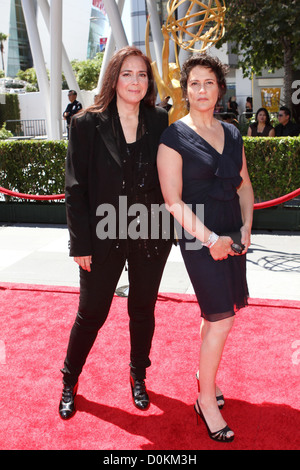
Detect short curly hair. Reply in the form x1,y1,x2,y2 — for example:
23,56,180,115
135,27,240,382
180,53,229,102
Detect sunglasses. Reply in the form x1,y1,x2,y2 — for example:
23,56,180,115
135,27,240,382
278,113,285,117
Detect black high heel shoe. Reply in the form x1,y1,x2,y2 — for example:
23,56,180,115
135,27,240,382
59,382,78,420
194,399,234,443
130,376,150,410
196,371,225,409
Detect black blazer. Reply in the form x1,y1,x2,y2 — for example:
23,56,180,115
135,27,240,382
65,103,169,262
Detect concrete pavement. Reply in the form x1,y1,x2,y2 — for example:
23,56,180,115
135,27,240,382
0,223,299,301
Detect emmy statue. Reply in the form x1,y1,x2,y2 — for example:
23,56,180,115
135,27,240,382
146,0,226,123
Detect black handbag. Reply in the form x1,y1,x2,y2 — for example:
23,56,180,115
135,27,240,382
221,231,245,254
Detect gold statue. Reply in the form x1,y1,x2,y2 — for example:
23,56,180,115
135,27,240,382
165,0,226,52
145,0,226,124
145,20,188,124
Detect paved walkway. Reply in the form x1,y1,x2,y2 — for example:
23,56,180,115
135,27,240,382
0,223,299,301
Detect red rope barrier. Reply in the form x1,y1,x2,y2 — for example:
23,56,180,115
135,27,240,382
253,188,300,210
0,186,64,200
0,186,300,208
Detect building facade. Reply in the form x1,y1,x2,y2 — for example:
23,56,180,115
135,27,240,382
0,0,289,117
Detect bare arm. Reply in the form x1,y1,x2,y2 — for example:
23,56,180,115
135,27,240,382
269,127,276,137
237,147,254,252
157,144,235,260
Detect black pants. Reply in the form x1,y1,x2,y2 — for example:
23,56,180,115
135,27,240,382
61,241,171,387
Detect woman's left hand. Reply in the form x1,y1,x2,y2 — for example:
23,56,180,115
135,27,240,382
240,225,251,254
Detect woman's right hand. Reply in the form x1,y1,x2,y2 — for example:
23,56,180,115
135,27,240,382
209,236,234,260
74,255,92,272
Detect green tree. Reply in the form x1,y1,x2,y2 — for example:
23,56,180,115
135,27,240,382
217,0,300,111
16,67,39,91
71,52,103,90
0,33,8,74
16,52,104,92
0,122,13,139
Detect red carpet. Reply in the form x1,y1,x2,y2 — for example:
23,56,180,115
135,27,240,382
0,282,299,451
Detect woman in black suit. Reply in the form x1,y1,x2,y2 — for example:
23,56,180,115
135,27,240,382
59,46,173,419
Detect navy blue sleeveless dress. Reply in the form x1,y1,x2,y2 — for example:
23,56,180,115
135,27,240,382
160,120,249,322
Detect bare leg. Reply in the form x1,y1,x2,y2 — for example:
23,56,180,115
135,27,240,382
200,319,224,406
198,316,235,437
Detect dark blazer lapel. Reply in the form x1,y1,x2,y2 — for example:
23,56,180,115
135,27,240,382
96,111,122,167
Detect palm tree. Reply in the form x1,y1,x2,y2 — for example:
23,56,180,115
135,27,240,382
0,33,8,75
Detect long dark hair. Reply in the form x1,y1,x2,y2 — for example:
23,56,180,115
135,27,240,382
255,107,271,126
85,46,156,114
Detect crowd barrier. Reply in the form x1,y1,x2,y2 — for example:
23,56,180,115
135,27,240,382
1,186,300,209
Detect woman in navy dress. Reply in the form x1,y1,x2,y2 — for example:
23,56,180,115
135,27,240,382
157,54,254,442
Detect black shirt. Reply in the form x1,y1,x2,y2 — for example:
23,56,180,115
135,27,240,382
63,99,82,125
275,121,300,137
